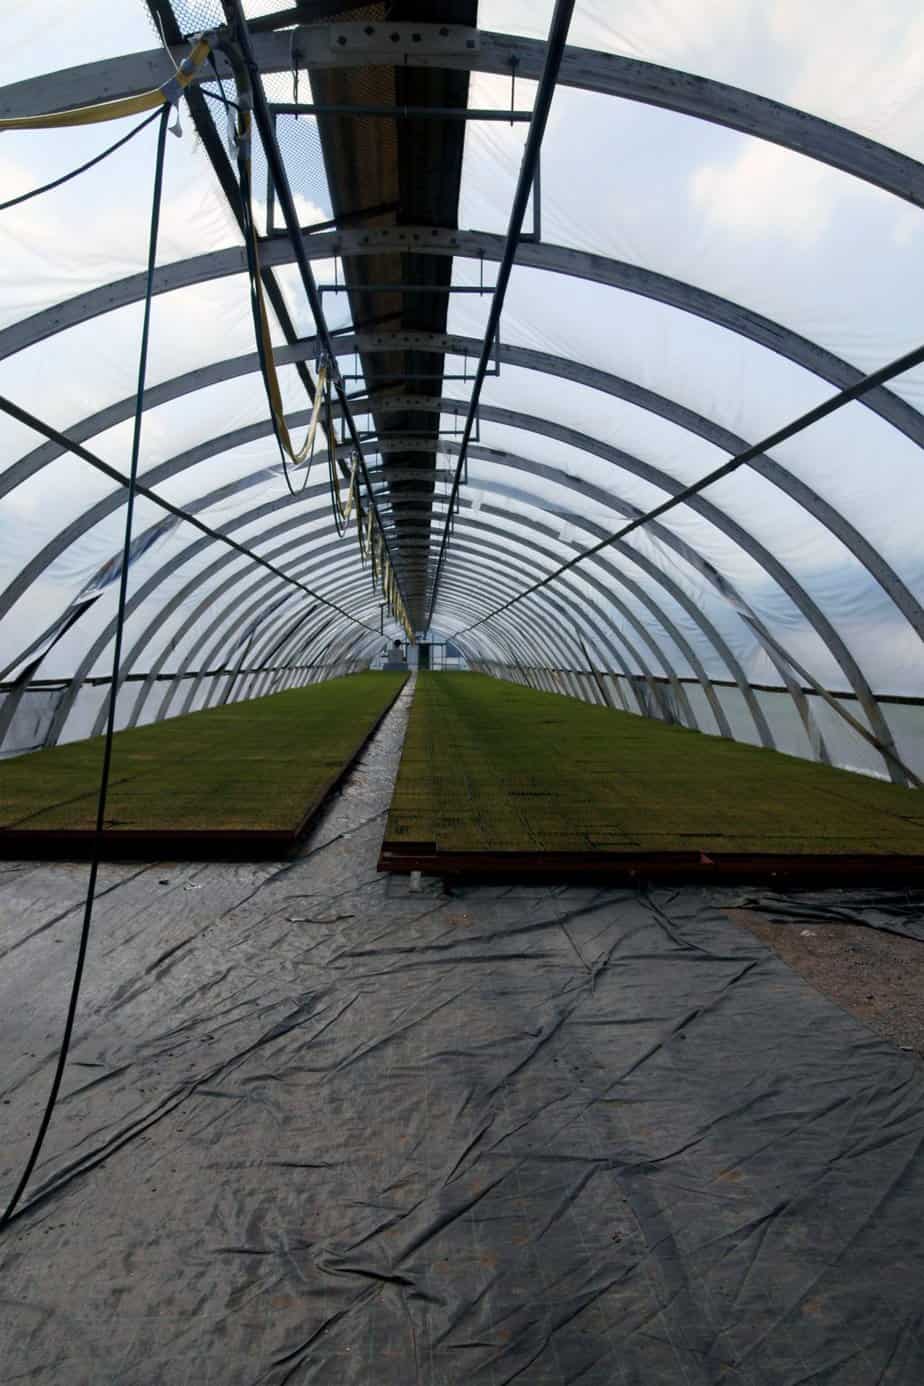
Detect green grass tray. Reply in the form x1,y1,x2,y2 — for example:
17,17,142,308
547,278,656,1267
0,672,407,860
380,674,924,884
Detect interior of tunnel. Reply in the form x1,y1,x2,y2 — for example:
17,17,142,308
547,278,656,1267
1,3,924,1382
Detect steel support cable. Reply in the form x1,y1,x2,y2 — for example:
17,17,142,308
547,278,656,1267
218,1,413,639
424,0,576,631
0,107,171,1231
0,395,380,638
0,108,163,212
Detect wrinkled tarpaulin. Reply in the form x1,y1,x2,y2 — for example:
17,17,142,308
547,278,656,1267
737,887,924,942
2,690,924,1384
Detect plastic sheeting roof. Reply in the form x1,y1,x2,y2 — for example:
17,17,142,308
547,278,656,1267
0,2,923,781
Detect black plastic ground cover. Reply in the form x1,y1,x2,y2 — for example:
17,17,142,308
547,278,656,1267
3,812,924,1381
0,675,407,860
735,887,924,941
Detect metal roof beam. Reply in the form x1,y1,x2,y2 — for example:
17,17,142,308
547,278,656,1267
2,33,920,210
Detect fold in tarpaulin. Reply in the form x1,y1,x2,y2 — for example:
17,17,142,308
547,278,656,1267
735,887,924,942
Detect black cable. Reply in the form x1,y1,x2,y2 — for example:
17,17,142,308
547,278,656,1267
0,106,172,1231
0,108,162,213
199,84,240,112
206,50,236,112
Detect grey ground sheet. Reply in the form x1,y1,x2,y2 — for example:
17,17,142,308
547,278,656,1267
734,888,924,942
2,679,924,1384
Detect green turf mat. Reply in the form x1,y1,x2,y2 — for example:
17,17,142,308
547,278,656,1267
0,672,406,850
382,674,924,873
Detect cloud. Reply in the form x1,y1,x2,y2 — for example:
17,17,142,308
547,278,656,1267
689,141,835,247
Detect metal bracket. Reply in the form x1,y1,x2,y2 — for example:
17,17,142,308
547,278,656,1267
318,282,497,296
338,330,501,383
269,101,531,122
329,23,480,57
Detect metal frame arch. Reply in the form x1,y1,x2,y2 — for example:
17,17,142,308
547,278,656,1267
438,563,677,721
134,580,336,727
433,521,711,725
365,440,842,767
237,610,381,708
3,31,920,210
374,427,893,775
439,524,735,736
368,412,916,742
138,519,639,735
51,436,772,749
429,575,588,690
442,498,771,741
11,409,815,761
0,413,722,687
432,545,691,725
123,530,403,729
381,502,719,721
163,552,389,723
0,357,903,770
2,229,921,460
46,502,378,745
0,373,901,760
147,540,364,721
436,527,733,727
2,279,919,761
438,576,673,718
155,545,386,714
8,331,921,667
0,415,325,629
105,484,681,742
395,500,710,707
393,362,924,648
372,502,717,728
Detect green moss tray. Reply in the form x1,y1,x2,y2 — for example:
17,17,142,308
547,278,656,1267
1,672,407,859
380,674,924,883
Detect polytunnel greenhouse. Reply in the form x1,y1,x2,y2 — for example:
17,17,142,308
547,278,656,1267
2,2,924,1381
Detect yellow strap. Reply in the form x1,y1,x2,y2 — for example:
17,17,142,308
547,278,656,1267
340,455,359,523
0,38,211,131
252,228,326,466
302,364,328,463
357,501,373,561
238,101,329,471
